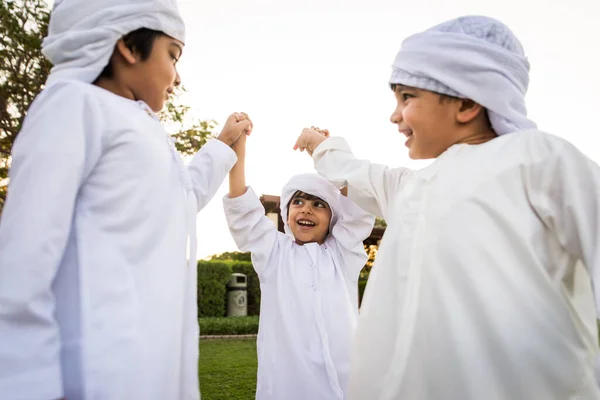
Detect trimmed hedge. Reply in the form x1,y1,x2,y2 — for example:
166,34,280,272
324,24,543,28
199,316,259,335
197,261,231,317
197,260,261,318
198,259,369,316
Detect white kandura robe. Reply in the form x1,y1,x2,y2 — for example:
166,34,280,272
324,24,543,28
223,187,374,400
0,80,237,400
313,132,600,400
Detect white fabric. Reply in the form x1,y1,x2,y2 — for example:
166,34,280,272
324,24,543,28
313,134,600,400
43,0,185,84
223,184,374,400
390,16,537,135
0,80,237,399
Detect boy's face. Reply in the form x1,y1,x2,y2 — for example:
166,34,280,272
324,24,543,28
287,191,332,245
390,85,459,159
131,35,183,112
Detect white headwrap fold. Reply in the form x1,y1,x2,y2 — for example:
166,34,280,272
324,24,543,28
280,174,343,240
390,16,537,135
42,0,186,84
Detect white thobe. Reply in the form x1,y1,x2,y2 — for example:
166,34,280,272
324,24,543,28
0,80,237,400
223,187,374,400
313,132,600,400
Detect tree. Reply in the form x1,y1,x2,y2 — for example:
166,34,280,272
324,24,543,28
158,87,217,157
209,251,252,262
0,0,217,214
0,0,51,212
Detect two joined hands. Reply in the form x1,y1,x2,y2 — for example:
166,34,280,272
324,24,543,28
218,112,330,157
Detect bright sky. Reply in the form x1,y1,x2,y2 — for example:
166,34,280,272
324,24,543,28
166,0,598,258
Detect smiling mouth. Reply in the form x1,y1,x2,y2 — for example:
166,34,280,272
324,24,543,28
297,219,316,227
399,129,413,137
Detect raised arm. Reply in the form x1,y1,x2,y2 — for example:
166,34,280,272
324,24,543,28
295,128,410,219
329,190,376,279
224,128,280,281
187,112,252,211
228,125,248,198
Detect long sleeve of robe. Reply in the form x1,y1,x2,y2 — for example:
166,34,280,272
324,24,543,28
0,80,236,400
223,187,374,399
312,132,600,400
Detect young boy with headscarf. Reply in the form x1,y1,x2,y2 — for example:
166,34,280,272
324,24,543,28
0,0,251,399
223,131,375,399
295,15,600,400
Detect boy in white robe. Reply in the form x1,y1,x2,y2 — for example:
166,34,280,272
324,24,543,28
223,132,375,399
295,15,600,400
0,1,252,399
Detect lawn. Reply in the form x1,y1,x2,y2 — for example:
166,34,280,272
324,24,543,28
199,338,258,399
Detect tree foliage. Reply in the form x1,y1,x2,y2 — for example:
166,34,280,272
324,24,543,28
158,87,217,157
209,251,252,262
0,0,51,212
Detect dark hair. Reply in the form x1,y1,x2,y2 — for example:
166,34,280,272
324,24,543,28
390,82,492,128
97,28,164,79
390,83,460,104
285,190,329,219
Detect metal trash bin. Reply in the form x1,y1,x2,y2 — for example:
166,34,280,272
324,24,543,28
226,273,247,317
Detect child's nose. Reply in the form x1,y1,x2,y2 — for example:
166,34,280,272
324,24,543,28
390,107,402,124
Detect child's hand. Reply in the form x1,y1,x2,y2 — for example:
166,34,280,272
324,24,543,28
294,127,328,156
310,126,330,138
218,112,252,147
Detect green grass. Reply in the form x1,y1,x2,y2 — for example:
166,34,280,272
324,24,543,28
199,338,257,399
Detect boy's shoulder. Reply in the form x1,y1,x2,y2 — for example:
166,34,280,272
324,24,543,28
27,80,102,119
34,80,137,113
486,130,599,177
27,80,150,130
499,129,574,161
39,79,98,101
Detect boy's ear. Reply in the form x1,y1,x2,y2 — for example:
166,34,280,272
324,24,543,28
115,39,138,65
455,99,484,124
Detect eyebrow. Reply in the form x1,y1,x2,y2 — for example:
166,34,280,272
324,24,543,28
393,84,416,92
291,193,329,206
170,42,183,58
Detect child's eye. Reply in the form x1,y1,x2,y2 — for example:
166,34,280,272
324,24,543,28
401,92,414,102
292,199,304,206
313,201,326,208
170,53,179,64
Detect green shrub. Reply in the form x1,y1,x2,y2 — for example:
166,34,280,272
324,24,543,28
197,260,261,317
197,260,232,317
199,316,259,335
230,261,260,316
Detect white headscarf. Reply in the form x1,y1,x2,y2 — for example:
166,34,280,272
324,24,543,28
280,174,344,240
390,15,537,135
42,0,186,84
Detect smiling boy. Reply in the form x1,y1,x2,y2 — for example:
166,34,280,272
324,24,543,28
223,132,374,399
295,15,600,400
